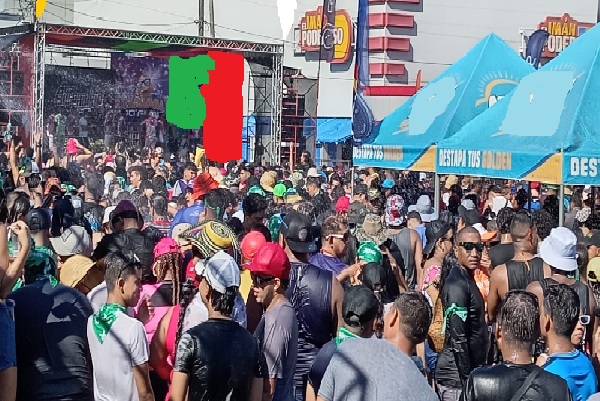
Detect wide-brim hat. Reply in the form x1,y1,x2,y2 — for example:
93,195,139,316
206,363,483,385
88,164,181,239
355,214,388,246
539,227,578,272
183,220,240,262
59,255,96,288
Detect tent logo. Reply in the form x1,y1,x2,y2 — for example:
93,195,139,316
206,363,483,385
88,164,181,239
475,78,519,107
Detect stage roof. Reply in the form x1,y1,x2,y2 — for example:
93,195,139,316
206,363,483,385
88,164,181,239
0,23,283,58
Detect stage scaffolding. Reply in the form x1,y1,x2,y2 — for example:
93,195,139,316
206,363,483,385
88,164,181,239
7,22,284,164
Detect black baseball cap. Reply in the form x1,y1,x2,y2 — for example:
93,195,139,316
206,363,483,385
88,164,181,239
348,203,368,225
343,285,379,328
585,233,600,248
26,208,51,232
280,211,317,254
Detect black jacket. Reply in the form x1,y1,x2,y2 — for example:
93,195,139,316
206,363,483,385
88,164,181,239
436,265,488,388
460,364,572,401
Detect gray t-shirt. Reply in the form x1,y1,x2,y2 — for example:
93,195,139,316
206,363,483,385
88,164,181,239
318,338,438,401
255,300,298,401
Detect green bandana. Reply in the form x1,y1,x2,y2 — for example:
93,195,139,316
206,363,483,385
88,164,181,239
248,185,266,197
11,275,58,292
92,303,127,344
335,326,359,347
441,303,468,334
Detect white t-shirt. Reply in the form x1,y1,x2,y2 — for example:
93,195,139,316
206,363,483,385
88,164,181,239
87,312,149,401
88,281,135,316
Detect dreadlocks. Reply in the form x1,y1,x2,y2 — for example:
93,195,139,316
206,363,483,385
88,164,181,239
153,252,182,306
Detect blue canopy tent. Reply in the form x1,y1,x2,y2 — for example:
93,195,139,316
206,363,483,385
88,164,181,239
304,118,352,165
437,23,600,186
353,34,534,171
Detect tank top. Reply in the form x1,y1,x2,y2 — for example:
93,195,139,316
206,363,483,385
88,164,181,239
135,281,174,344
506,257,545,292
390,228,416,290
286,262,333,390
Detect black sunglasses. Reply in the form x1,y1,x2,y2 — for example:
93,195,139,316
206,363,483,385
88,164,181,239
251,274,275,287
459,242,485,253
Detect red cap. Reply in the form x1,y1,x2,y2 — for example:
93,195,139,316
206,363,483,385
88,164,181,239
193,172,219,200
241,230,267,265
336,196,350,213
247,243,291,279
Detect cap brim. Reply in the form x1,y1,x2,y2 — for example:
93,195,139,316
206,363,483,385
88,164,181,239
286,239,317,254
539,239,578,272
49,237,75,256
420,212,438,223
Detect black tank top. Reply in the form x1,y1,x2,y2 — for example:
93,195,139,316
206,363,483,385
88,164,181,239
506,257,545,291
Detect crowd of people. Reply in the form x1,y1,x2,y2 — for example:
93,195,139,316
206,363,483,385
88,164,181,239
1,138,600,401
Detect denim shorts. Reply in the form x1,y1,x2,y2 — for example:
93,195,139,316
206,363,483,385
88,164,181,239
0,300,16,371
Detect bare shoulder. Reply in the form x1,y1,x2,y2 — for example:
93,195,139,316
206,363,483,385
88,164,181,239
490,264,507,279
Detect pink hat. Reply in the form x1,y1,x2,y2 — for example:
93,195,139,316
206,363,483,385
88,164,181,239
154,238,179,259
336,196,350,213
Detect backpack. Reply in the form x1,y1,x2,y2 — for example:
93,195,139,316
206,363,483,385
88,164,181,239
427,296,445,353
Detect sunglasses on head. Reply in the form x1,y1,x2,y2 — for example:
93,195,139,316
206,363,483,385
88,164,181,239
326,232,349,242
459,242,485,253
251,274,275,287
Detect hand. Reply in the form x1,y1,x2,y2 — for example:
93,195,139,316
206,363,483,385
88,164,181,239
480,249,491,271
137,296,154,325
11,221,30,245
536,353,549,367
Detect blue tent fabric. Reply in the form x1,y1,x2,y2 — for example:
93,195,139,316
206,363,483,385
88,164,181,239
353,34,534,170
242,115,256,140
304,118,352,143
437,23,600,184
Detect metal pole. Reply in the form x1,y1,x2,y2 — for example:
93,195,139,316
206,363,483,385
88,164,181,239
559,183,565,227
208,0,215,37
198,0,204,36
434,173,441,215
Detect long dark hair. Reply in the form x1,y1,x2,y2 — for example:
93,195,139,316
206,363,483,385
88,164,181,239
439,251,460,298
175,278,199,346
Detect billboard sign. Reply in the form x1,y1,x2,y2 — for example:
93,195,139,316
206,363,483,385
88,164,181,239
538,14,595,58
295,6,354,64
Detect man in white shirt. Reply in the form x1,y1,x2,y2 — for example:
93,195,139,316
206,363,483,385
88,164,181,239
87,252,154,401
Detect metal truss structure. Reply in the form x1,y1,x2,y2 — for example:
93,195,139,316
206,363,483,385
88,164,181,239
32,22,45,143
27,23,284,164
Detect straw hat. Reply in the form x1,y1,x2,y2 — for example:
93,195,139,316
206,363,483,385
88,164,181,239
59,256,96,288
355,214,388,246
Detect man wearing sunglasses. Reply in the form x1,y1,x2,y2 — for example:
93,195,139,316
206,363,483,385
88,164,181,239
488,211,548,323
248,243,297,401
309,216,350,278
435,227,488,401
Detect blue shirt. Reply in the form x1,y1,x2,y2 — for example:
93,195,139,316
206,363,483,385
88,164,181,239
544,349,597,401
169,202,204,235
309,253,347,276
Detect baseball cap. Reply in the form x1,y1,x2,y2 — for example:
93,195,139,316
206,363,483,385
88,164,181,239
357,241,383,264
25,208,51,231
280,211,317,254
246,243,291,279
248,185,267,197
588,257,600,283
585,233,600,248
273,183,287,198
154,238,179,259
240,230,268,265
539,227,578,272
195,250,241,293
49,226,92,257
342,285,379,328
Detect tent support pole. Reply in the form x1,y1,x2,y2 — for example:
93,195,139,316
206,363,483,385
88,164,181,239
559,184,565,227
434,173,441,215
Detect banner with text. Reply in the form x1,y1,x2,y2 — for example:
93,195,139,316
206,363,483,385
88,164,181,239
353,34,533,170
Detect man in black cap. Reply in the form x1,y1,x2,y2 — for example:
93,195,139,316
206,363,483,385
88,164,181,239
278,211,344,401
307,285,379,399
353,184,369,207
26,208,56,268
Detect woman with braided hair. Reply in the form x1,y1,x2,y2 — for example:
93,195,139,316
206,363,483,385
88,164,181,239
136,237,182,400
